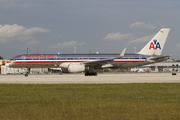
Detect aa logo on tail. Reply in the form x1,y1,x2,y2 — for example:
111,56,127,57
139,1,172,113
149,39,161,50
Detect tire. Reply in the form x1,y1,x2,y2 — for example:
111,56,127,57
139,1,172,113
25,73,28,77
94,72,97,76
172,73,176,75
85,72,89,76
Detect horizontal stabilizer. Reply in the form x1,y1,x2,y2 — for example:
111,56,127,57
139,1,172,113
149,55,172,61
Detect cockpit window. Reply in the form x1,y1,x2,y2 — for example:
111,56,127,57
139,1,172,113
10,59,16,61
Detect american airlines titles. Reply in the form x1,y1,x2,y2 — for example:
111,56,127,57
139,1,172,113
27,55,54,59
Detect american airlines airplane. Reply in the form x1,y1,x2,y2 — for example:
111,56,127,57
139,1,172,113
6,28,170,77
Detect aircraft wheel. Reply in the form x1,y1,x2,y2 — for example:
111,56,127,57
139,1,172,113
85,72,89,76
94,72,97,76
85,72,97,76
25,73,28,77
89,73,93,76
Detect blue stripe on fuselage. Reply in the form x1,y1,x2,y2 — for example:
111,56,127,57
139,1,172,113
11,53,153,60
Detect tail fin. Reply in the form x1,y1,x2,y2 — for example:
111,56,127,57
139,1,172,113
137,28,170,55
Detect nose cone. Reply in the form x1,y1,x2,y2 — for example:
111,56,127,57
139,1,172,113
5,63,10,67
6,61,12,67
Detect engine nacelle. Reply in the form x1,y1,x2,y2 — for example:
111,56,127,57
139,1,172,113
59,63,70,68
68,63,88,73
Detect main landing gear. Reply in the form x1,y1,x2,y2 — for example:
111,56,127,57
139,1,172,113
25,68,30,77
85,72,97,76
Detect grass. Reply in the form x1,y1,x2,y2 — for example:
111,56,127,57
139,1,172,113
0,84,180,120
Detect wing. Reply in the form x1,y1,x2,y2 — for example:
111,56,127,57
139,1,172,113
83,48,126,66
83,58,114,66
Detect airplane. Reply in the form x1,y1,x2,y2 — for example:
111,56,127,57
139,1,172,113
6,28,171,77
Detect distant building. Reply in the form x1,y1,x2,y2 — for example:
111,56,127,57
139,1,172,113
0,59,9,65
131,61,180,72
1,66,48,74
0,59,48,74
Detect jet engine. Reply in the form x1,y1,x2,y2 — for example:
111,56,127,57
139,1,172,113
68,63,89,73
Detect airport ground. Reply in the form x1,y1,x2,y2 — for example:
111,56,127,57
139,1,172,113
0,83,180,120
0,73,180,120
0,72,180,84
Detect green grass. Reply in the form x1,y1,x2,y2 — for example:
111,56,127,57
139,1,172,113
0,84,180,120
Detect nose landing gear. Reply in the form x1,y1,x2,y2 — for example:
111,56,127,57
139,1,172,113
25,68,30,77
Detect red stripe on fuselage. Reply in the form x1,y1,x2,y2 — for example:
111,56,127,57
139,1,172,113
8,60,145,64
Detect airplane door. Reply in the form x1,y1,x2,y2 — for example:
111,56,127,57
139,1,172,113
139,55,142,62
22,56,26,63
54,56,58,66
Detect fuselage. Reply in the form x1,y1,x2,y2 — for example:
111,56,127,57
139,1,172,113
6,53,159,69
5,28,170,76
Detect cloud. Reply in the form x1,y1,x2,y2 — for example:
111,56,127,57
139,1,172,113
176,43,180,48
130,22,156,30
50,41,86,49
0,0,36,8
103,32,132,41
0,24,51,43
52,35,62,38
27,40,39,45
128,34,155,44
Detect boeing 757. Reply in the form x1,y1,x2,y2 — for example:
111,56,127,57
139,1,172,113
6,28,171,77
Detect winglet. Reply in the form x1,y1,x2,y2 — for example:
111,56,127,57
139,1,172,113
115,48,126,59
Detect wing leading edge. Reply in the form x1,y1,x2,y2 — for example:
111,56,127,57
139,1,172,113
83,48,126,66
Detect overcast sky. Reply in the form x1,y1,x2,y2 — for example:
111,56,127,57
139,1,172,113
0,0,180,59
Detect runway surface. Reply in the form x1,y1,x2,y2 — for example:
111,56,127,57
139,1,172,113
0,73,180,84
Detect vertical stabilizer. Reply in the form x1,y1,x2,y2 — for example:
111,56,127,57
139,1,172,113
137,28,170,55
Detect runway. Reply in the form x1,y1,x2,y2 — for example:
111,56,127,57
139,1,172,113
0,73,180,84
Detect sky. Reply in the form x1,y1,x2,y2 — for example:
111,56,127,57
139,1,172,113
0,0,180,59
